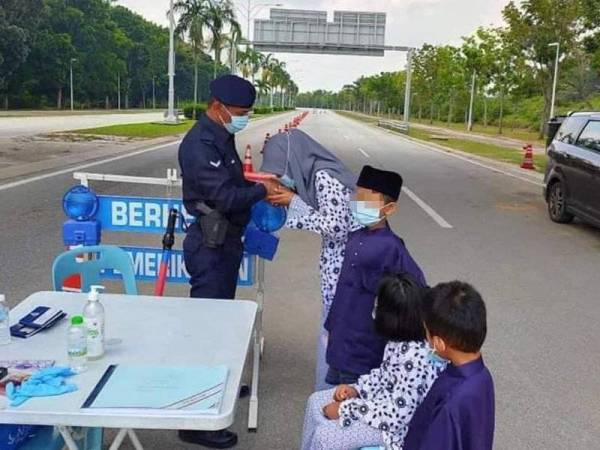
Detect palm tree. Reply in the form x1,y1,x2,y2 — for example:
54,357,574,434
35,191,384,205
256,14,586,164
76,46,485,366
224,20,243,73
237,49,253,79
287,82,299,108
174,0,210,106
205,0,239,79
261,56,285,108
255,79,270,105
237,48,262,83
249,49,263,83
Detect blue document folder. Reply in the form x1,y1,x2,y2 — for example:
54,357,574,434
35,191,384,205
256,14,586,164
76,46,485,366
83,365,228,414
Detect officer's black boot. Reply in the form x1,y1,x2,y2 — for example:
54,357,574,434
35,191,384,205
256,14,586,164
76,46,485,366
178,429,238,448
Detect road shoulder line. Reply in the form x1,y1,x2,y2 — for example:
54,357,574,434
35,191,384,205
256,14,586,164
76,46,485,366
0,140,181,192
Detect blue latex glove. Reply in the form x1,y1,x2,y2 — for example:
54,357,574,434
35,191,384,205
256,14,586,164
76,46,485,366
6,367,78,407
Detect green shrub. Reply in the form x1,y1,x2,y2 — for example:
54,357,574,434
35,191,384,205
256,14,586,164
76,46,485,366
253,106,273,115
183,102,207,120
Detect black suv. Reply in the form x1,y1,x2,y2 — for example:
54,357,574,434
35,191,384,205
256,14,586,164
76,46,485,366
544,112,600,226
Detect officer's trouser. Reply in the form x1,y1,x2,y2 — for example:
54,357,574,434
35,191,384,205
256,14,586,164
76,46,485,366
183,224,244,299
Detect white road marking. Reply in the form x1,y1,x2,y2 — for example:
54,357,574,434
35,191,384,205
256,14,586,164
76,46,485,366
403,187,454,229
358,147,370,158
397,134,544,188
0,140,181,192
0,112,295,192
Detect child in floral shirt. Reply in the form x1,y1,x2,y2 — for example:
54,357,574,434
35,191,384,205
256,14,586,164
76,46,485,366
300,274,446,450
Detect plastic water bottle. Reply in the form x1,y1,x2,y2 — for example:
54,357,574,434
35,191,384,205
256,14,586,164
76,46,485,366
67,316,87,373
0,294,10,346
83,285,105,360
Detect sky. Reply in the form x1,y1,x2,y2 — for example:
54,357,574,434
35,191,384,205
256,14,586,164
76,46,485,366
117,0,509,92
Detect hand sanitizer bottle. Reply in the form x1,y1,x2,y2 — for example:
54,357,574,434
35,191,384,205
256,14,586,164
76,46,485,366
0,295,10,346
83,285,105,360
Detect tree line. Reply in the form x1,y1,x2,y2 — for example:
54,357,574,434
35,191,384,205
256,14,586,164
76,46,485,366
297,0,600,136
0,0,298,110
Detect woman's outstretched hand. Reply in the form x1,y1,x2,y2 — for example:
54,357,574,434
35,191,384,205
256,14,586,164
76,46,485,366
267,185,295,207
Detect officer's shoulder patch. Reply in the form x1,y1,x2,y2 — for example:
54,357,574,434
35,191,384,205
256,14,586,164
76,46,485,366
209,160,222,168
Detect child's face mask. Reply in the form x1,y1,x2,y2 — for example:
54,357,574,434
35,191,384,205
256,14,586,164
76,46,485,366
351,188,394,226
427,343,449,366
351,201,383,226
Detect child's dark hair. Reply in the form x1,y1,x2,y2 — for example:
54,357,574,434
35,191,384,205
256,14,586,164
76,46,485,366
374,273,426,341
422,281,487,353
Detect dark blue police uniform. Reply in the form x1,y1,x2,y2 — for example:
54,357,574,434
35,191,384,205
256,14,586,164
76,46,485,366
178,95,265,299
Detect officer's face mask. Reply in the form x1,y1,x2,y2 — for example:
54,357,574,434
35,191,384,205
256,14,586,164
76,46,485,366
220,104,249,134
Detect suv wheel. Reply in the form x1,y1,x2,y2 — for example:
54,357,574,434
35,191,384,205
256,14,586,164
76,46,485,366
548,180,574,223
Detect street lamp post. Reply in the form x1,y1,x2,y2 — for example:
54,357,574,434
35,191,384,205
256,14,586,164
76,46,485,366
467,70,476,131
165,0,177,124
244,2,283,42
403,48,414,123
117,73,121,110
70,58,77,111
236,0,283,79
549,42,560,120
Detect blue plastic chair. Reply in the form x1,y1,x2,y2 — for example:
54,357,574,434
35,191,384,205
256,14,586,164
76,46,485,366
52,245,137,294
23,245,137,450
17,427,102,450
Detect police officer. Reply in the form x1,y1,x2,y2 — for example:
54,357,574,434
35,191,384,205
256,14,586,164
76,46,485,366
178,75,277,448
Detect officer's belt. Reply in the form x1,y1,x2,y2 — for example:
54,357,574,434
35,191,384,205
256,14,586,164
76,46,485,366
192,202,245,237
189,220,244,237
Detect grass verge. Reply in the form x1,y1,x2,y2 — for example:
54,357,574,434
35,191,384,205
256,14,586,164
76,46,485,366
74,120,194,138
337,110,547,173
71,110,290,138
411,118,545,146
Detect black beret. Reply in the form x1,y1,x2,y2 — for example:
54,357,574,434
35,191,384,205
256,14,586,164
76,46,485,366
357,165,403,201
209,75,256,108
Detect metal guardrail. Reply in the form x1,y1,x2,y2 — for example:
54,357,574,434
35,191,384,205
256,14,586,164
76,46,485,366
378,119,410,134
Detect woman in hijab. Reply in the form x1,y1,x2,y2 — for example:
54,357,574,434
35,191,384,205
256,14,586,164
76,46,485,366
261,128,360,391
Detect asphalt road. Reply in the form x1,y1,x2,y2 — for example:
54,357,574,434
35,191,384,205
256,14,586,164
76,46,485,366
0,111,164,138
1,110,600,449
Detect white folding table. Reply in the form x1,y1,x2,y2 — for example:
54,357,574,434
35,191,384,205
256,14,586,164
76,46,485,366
0,291,257,450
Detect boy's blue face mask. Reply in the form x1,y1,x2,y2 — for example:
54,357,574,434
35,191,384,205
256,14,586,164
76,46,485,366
351,201,382,226
222,105,249,134
427,343,449,367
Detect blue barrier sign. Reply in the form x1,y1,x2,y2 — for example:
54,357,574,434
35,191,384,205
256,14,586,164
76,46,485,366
97,195,194,234
102,246,255,286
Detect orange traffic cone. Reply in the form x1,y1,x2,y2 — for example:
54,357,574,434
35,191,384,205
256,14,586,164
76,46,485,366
243,144,254,173
521,144,535,170
261,133,271,154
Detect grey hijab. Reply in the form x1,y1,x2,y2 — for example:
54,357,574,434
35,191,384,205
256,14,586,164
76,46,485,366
260,129,357,209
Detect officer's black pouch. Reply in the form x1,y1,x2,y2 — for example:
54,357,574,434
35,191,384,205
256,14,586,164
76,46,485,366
196,202,229,248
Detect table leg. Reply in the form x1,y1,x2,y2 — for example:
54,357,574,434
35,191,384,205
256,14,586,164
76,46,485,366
108,428,128,450
57,425,81,450
248,257,265,431
248,329,260,431
108,428,145,450
127,429,144,450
